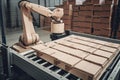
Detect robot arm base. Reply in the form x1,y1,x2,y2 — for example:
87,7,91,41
51,21,64,34
19,33,40,46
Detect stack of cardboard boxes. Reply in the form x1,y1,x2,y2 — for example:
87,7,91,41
72,4,93,34
72,0,115,37
43,0,118,38
59,0,75,30
92,4,113,37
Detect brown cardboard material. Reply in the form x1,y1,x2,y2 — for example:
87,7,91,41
64,9,71,15
68,38,102,48
105,42,120,48
93,4,111,11
29,35,120,80
85,54,108,67
51,44,89,59
71,60,102,80
105,0,112,4
79,11,93,16
73,16,92,22
51,51,81,67
62,15,71,20
63,20,71,25
64,25,71,30
40,48,59,55
73,5,79,11
73,22,91,28
58,40,96,53
31,44,48,51
93,50,113,59
100,46,117,53
93,28,111,37
92,17,110,23
79,4,93,11
91,0,99,4
73,11,79,16
93,23,110,29
93,11,110,17
72,27,92,34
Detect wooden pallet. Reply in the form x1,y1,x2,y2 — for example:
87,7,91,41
31,35,120,80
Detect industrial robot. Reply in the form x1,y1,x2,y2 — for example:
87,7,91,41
13,0,70,49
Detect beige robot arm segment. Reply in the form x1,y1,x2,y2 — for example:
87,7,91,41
19,1,64,46
20,1,53,17
20,6,40,46
20,1,64,20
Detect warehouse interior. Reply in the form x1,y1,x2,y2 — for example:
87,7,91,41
0,0,120,80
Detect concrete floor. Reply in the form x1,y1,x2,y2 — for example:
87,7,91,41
4,28,51,46
0,28,51,80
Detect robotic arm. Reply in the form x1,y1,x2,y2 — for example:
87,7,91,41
19,1,64,46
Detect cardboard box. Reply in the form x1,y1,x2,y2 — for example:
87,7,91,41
64,9,71,15
63,20,71,25
105,0,112,4
73,11,79,16
85,54,108,67
93,28,111,37
93,11,110,17
51,51,81,70
73,22,92,28
91,0,99,4
93,4,111,11
65,24,71,30
100,28,111,36
73,16,92,22
51,44,89,59
93,49,113,59
63,0,75,5
79,11,93,16
70,60,102,80
93,23,110,29
79,4,93,11
68,0,75,5
72,26,92,34
73,5,79,11
62,15,71,20
92,17,110,23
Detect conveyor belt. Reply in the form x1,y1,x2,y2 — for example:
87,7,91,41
11,32,120,80
11,49,81,80
11,49,120,80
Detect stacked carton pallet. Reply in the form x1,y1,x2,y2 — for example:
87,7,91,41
43,0,118,38
60,0,75,30
72,0,115,37
31,35,120,80
92,4,113,37
72,4,93,34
